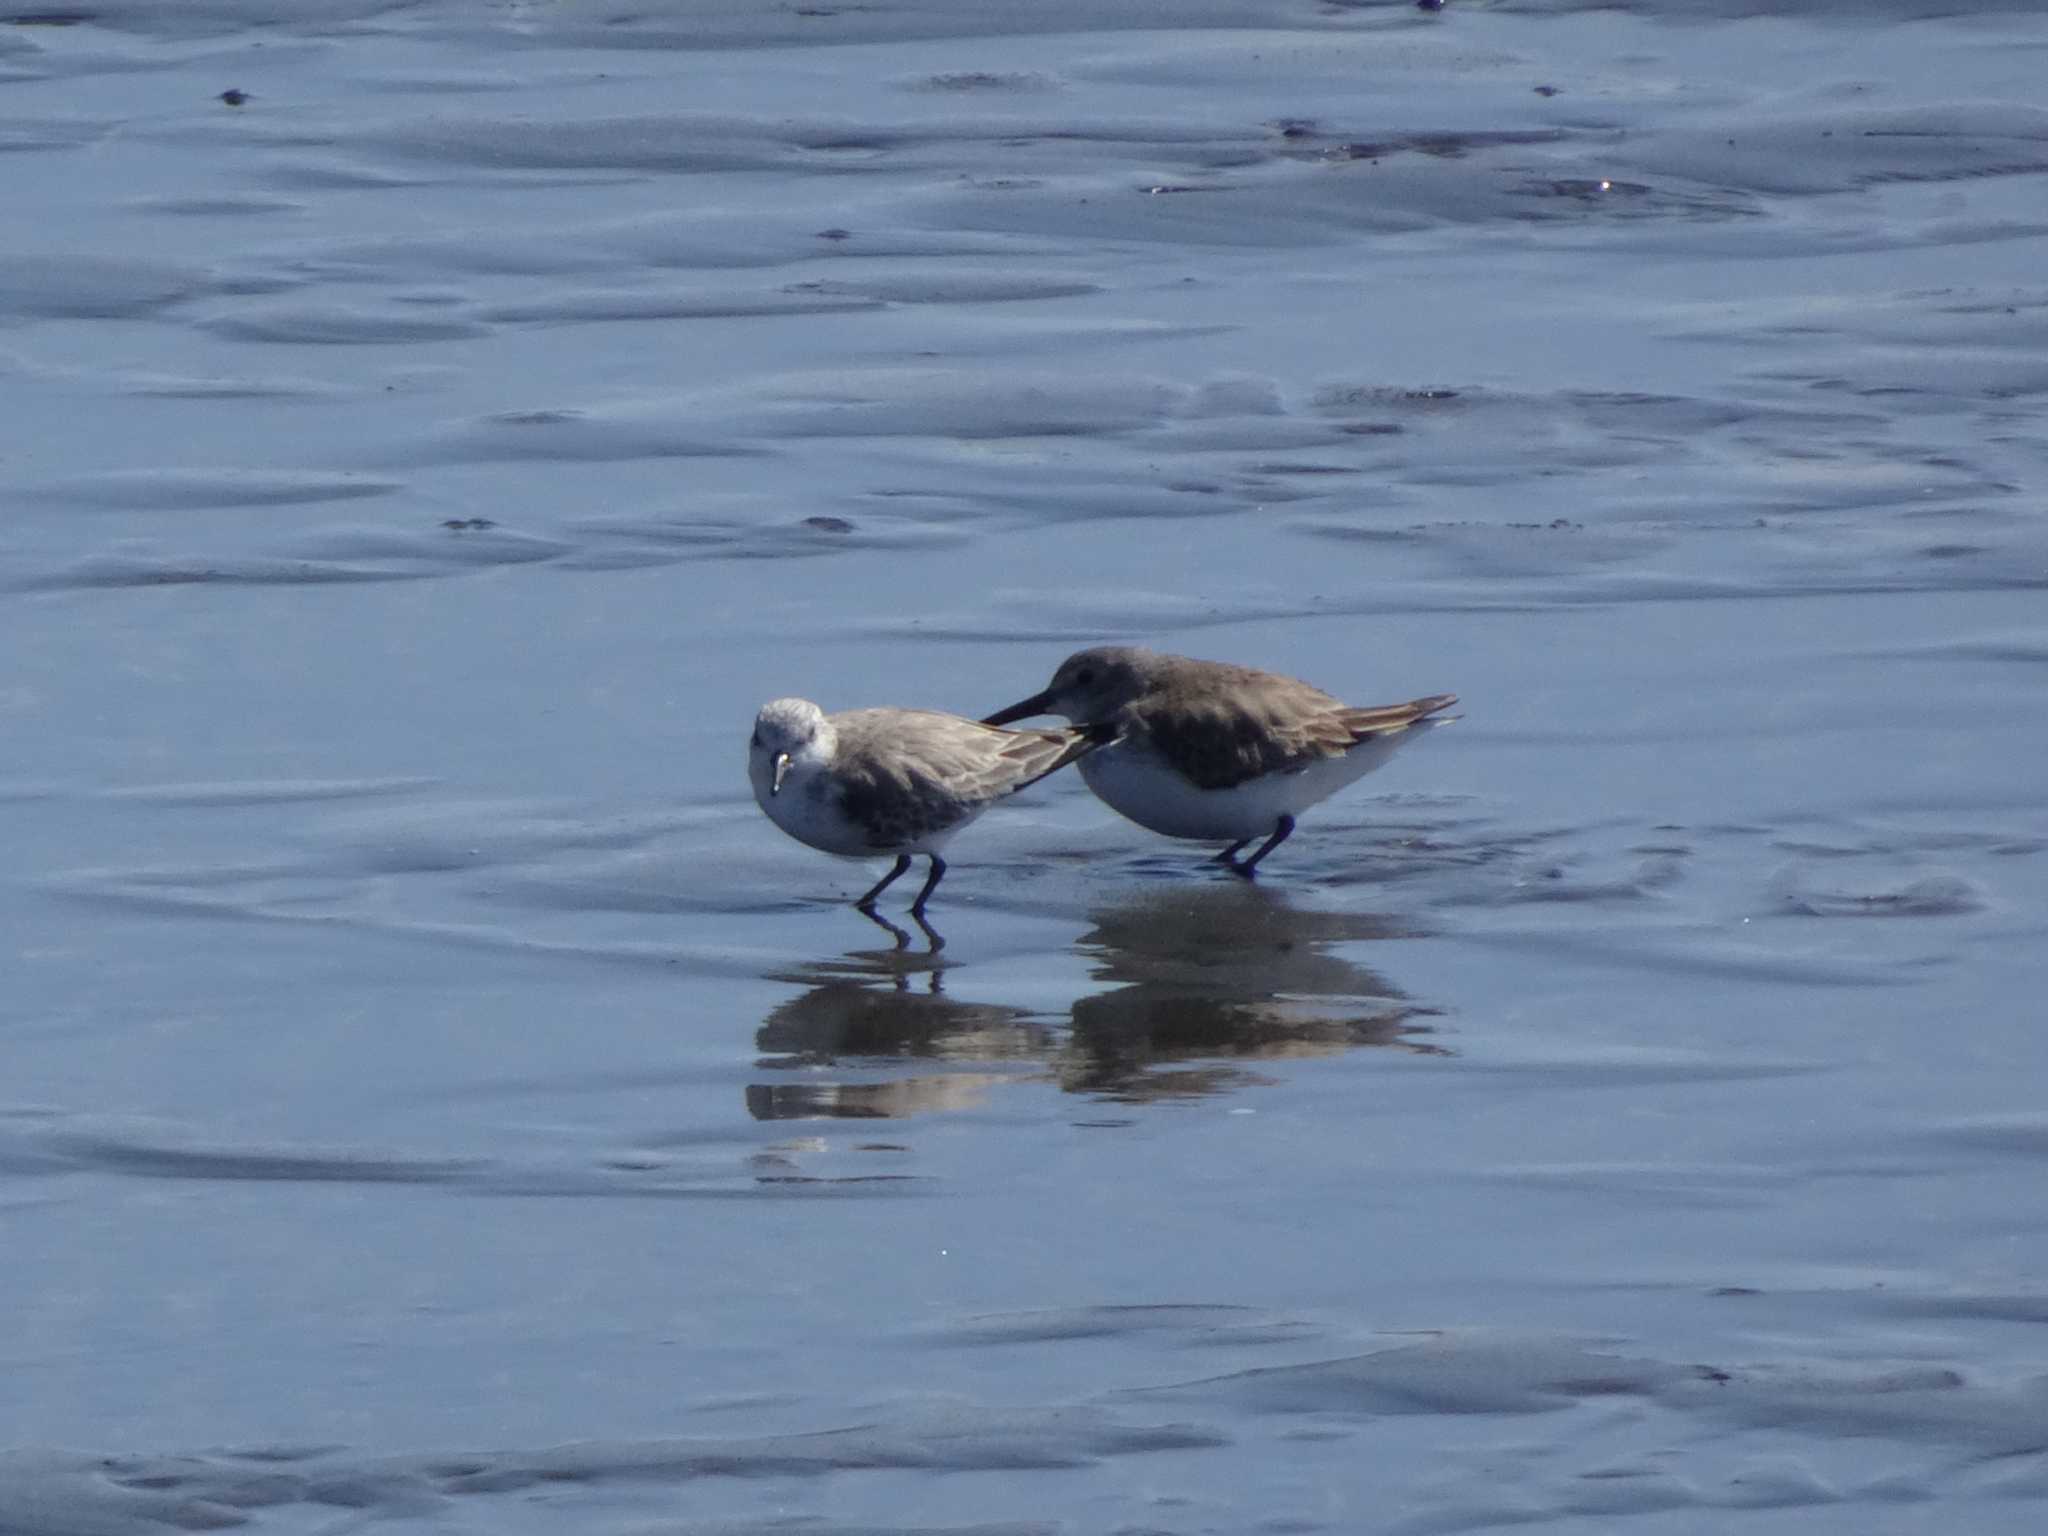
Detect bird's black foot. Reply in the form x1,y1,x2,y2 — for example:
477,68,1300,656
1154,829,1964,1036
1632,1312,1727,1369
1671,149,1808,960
1221,816,1295,877
855,853,914,909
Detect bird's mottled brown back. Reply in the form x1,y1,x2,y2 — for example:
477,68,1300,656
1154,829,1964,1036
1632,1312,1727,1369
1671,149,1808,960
828,710,1096,850
1128,660,1456,791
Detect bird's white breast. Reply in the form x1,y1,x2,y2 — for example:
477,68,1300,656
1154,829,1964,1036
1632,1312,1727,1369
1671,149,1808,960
1079,734,1412,841
753,756,864,857
751,752,970,859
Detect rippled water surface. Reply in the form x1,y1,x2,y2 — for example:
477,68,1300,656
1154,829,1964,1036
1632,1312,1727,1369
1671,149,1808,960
5,2,2048,1530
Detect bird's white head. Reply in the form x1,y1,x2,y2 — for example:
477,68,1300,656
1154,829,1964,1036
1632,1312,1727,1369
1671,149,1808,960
749,697,831,800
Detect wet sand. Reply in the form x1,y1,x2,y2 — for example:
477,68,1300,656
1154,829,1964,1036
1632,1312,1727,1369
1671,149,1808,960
4,2,2047,1530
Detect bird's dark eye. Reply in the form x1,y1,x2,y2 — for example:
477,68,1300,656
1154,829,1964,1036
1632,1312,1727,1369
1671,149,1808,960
750,732,762,749
1074,668,1095,687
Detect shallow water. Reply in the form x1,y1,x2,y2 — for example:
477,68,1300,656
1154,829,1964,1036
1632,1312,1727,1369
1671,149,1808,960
5,1,2048,1530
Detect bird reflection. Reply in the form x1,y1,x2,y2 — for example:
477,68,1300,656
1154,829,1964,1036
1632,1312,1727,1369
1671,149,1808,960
747,883,1442,1121
747,929,1051,1122
855,901,944,954
1057,882,1446,1101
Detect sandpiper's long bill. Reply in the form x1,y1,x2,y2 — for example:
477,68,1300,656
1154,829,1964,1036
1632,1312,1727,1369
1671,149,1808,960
749,698,1102,914
983,646,1456,874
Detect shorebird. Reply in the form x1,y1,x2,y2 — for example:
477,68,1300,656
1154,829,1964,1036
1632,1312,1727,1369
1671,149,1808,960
983,647,1456,874
749,698,1102,914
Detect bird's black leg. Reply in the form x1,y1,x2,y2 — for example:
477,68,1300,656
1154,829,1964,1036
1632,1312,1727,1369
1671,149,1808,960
1213,838,1252,864
1228,815,1296,876
856,854,913,908
908,855,947,915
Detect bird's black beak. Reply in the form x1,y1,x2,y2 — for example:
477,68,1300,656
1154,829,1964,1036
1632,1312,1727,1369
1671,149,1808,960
771,752,792,794
981,689,1055,727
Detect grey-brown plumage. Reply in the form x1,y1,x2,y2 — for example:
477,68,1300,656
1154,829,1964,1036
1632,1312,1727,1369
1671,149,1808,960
983,646,1456,872
1101,654,1449,791
824,708,1099,849
750,697,1101,912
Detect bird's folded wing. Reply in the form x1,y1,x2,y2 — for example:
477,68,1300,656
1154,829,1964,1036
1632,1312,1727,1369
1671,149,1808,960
1138,692,1457,791
835,714,1093,842
1337,693,1460,740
